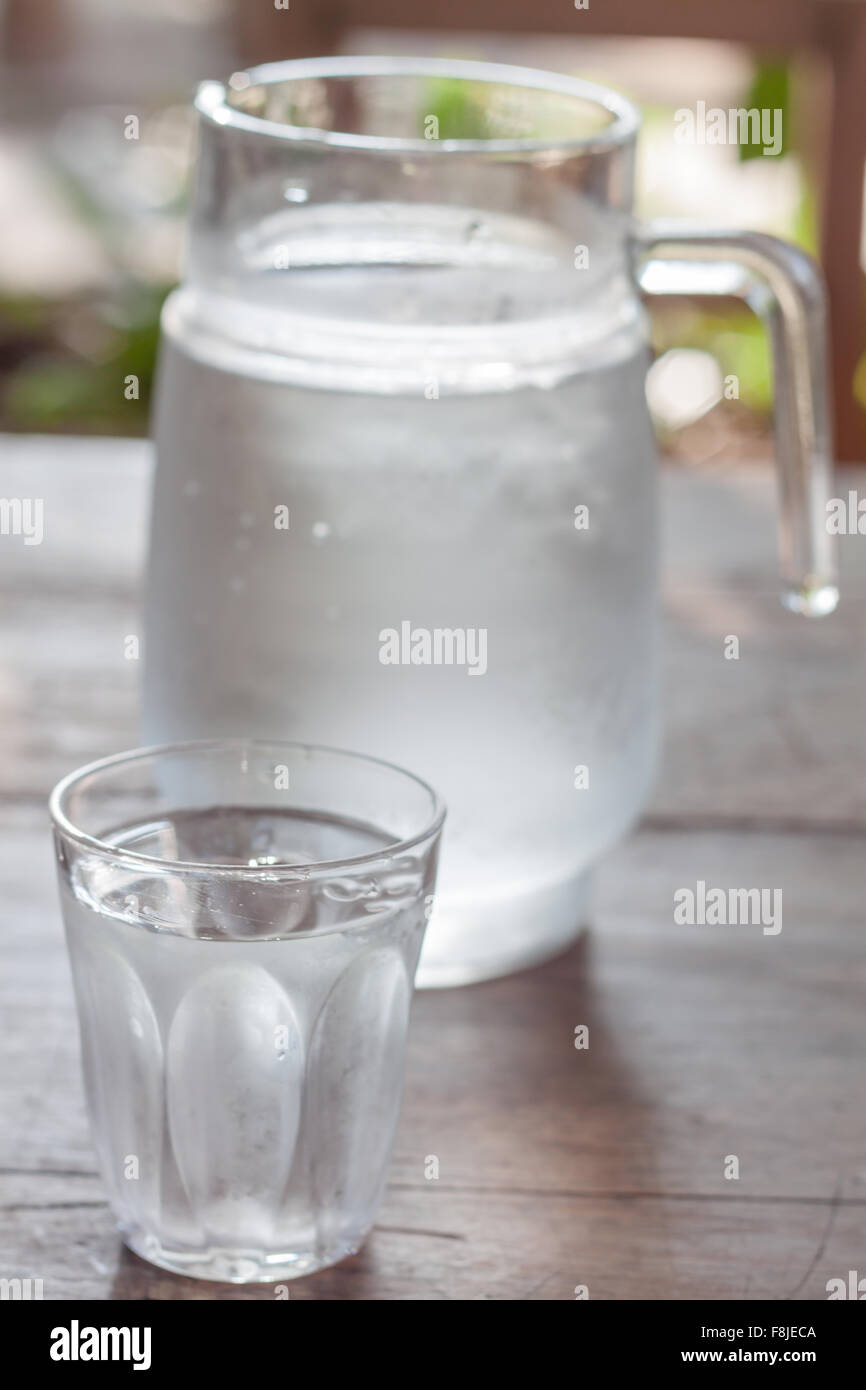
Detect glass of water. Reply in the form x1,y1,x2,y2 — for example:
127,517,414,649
50,739,444,1282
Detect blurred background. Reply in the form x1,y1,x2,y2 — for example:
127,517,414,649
0,0,863,462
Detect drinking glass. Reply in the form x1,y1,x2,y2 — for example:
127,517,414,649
50,739,444,1282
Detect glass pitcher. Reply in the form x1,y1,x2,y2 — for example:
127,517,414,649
142,56,837,987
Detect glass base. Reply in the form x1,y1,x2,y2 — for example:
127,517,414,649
122,1225,364,1283
416,869,593,989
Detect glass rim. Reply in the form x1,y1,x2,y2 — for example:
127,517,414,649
195,54,641,157
49,738,446,881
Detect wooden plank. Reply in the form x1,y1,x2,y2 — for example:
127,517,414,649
819,1,866,461
2,1184,863,1300
2,0,70,64
233,1,347,67
237,0,819,51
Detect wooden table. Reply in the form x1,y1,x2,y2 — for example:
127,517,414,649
1,434,864,1300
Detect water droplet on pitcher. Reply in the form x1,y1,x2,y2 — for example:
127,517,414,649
311,521,331,542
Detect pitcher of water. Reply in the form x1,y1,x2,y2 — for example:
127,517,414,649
143,57,837,986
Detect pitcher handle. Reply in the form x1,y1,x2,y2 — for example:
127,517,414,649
633,223,838,617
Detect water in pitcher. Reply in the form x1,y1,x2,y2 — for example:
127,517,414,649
61,805,427,1280
144,202,660,985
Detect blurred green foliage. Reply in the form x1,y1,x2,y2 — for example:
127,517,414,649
739,59,790,162
650,306,773,412
1,287,168,433
422,76,490,139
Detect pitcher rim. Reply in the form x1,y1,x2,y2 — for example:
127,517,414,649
195,54,640,157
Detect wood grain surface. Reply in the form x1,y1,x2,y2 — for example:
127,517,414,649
1,436,864,1300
